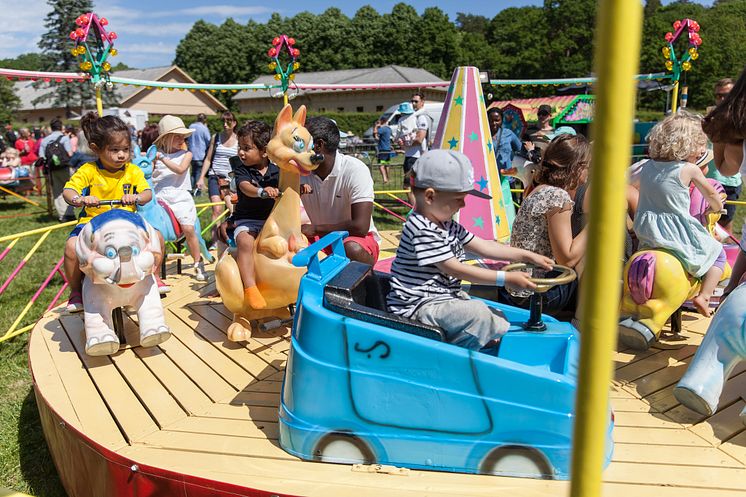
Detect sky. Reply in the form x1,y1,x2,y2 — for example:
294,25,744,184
0,0,712,70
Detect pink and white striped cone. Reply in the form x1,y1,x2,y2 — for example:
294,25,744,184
431,66,512,242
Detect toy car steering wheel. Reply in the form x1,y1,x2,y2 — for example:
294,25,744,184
501,263,577,294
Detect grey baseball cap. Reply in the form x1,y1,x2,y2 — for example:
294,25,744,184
411,149,491,199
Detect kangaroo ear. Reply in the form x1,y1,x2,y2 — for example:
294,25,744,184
293,105,307,127
273,105,293,137
146,145,157,161
133,144,141,157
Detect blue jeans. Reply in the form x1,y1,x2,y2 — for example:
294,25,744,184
190,160,203,190
498,271,578,316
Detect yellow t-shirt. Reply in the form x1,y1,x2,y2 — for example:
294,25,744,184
64,161,151,224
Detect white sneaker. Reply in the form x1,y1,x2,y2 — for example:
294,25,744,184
194,261,207,281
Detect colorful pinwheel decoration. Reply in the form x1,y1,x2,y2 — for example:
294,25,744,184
69,13,118,93
661,18,702,81
267,34,300,98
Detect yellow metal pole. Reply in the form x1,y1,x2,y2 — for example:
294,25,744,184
671,79,680,114
570,0,642,496
96,86,103,116
283,93,288,106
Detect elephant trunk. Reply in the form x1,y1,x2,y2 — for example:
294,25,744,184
105,246,144,285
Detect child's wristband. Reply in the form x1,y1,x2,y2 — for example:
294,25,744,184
495,271,506,286
257,187,265,198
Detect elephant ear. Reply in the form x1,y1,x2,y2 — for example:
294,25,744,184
142,221,162,256
75,222,98,267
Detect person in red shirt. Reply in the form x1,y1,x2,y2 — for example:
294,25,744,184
15,128,40,193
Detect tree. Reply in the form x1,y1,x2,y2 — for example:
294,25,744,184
350,6,386,68
0,53,55,71
455,13,489,35
418,7,460,78
35,0,97,117
0,81,21,124
543,0,597,78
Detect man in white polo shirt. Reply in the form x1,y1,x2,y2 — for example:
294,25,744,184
301,117,380,265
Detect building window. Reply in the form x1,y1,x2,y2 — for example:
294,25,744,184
318,107,326,112
376,105,383,112
337,107,344,112
356,106,364,112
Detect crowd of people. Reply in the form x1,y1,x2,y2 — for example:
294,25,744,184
10,67,744,350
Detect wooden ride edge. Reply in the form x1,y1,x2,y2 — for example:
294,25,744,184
27,274,746,496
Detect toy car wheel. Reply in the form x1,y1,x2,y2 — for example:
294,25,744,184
313,433,375,464
480,445,553,479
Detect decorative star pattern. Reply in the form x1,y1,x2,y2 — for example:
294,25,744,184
448,137,459,149
486,141,493,153
495,216,501,226
473,216,485,229
454,95,464,106
476,176,488,191
469,131,478,141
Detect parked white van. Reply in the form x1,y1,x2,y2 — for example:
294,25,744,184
363,101,444,144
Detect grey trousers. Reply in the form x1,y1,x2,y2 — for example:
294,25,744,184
414,291,510,350
49,167,74,221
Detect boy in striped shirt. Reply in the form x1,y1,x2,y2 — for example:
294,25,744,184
387,150,553,350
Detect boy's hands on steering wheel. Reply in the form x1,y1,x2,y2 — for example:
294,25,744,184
505,272,537,292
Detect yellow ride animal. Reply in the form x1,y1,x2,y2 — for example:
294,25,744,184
619,181,730,351
215,104,323,341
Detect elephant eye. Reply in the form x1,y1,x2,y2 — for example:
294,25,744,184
132,246,140,256
292,136,305,153
105,246,117,259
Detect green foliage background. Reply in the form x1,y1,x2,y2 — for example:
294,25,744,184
171,0,746,111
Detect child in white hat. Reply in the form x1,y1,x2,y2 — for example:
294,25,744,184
152,115,206,281
386,149,554,350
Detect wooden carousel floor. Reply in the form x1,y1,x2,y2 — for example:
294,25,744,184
29,238,746,497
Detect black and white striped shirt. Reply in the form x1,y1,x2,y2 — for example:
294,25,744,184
387,212,474,318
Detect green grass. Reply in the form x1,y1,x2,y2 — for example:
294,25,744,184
0,195,67,497
0,180,409,496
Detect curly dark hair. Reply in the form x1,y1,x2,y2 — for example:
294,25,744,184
236,120,271,150
533,134,590,192
703,64,746,143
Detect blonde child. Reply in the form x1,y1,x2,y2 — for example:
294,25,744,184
151,115,205,281
62,112,153,311
633,112,726,316
1,148,21,167
387,150,553,350
231,121,280,309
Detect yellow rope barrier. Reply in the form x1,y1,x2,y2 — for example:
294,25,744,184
0,221,76,244
18,231,50,265
0,185,41,207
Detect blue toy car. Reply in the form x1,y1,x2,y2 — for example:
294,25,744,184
279,232,613,480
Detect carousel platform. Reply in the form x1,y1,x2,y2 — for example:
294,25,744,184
28,235,746,497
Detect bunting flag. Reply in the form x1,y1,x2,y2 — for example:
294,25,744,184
432,66,512,242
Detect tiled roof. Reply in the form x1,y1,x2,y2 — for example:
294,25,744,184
234,65,446,100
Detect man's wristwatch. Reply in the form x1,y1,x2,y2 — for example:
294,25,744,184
134,194,141,206
70,194,81,206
